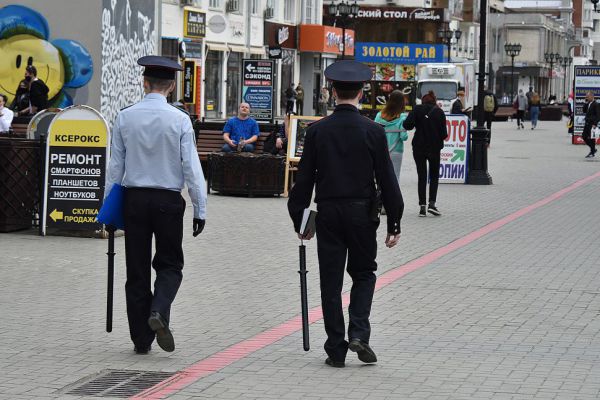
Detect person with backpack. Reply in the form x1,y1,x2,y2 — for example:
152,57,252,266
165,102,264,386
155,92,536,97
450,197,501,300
374,90,409,185
483,90,498,131
514,89,528,130
529,91,541,130
285,84,296,114
403,90,448,217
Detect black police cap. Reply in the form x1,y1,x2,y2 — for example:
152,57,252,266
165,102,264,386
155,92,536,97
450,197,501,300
138,55,183,80
324,60,373,91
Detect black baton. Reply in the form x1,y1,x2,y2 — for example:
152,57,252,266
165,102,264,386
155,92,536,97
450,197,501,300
298,244,310,351
106,230,115,332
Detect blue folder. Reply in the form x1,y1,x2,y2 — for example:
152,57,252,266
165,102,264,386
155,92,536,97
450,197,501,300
96,184,125,230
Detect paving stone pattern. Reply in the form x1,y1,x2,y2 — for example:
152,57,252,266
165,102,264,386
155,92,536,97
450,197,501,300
1,120,599,399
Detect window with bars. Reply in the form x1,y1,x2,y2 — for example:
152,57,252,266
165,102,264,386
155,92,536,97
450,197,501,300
284,0,294,22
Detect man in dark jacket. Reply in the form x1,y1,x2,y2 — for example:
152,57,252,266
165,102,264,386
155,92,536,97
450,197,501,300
582,91,599,158
19,65,49,116
288,60,403,368
403,90,448,216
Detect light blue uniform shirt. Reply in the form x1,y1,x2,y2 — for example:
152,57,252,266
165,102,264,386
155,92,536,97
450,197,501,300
105,93,207,219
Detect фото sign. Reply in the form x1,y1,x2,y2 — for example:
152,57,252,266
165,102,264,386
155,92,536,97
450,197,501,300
356,42,445,64
242,59,274,121
43,106,109,234
440,115,469,183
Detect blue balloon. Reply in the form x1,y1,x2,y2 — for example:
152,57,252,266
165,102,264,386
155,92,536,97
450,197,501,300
49,90,73,108
0,5,49,40
52,39,94,88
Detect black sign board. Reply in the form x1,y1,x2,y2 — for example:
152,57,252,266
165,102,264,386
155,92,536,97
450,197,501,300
183,60,196,103
184,9,206,38
268,46,282,59
43,107,109,233
186,40,203,59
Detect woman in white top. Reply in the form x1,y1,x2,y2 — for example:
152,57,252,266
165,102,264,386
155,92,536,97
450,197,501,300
0,94,14,133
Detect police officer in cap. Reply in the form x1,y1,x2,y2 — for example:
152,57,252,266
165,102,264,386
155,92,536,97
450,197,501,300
105,56,207,354
288,60,403,367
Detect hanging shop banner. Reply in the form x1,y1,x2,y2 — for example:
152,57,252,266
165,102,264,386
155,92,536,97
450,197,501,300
440,115,469,183
242,59,274,122
355,42,445,64
195,65,202,116
573,65,600,144
355,7,445,21
42,105,110,234
183,60,196,104
183,8,206,39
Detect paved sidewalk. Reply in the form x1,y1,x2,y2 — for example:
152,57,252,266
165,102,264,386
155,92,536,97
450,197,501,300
1,119,599,399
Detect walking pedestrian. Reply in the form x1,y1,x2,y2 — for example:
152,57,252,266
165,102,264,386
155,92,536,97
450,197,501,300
105,56,207,354
403,90,448,217
288,60,403,368
374,90,408,184
529,91,541,130
295,82,304,114
285,84,296,114
318,86,329,116
514,89,528,130
582,91,599,158
482,89,498,132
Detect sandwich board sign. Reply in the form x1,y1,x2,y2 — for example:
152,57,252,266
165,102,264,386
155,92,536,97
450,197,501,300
42,105,110,235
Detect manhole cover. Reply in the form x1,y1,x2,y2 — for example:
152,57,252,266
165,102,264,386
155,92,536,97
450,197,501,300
500,156,530,159
62,369,175,397
505,139,528,142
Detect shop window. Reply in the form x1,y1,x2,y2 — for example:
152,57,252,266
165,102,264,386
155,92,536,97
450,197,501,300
161,38,179,104
209,0,222,9
205,50,222,118
226,52,242,117
251,0,258,15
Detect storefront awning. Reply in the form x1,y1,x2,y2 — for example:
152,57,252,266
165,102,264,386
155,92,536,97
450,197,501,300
206,43,228,52
228,45,247,54
249,46,265,55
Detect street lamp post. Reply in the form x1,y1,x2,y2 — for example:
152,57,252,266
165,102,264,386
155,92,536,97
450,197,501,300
328,0,359,60
437,28,462,62
504,43,522,101
562,56,573,100
544,52,560,98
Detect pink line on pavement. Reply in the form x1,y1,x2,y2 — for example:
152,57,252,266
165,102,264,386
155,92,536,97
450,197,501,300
131,171,600,400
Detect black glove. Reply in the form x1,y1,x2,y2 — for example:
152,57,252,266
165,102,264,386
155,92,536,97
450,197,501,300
105,224,117,233
193,218,205,237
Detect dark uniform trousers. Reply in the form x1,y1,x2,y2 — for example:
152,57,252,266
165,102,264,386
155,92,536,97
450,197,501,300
124,188,185,348
582,123,597,153
316,200,378,362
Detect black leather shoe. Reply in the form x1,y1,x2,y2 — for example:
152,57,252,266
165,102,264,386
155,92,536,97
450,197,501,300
134,345,151,354
325,357,345,368
148,312,175,352
348,339,377,363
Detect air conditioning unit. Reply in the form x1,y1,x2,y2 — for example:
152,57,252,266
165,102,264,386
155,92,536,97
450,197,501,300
226,0,240,12
264,6,274,19
180,0,194,6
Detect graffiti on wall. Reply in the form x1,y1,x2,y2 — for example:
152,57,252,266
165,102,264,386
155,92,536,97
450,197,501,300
101,0,157,126
0,5,93,108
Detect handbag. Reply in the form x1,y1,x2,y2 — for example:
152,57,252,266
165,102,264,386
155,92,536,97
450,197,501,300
513,99,519,110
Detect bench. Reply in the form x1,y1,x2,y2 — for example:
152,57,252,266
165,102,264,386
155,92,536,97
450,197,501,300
194,120,284,196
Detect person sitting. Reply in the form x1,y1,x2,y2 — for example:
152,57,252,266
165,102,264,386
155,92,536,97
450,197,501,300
0,94,14,133
265,113,292,156
222,102,259,152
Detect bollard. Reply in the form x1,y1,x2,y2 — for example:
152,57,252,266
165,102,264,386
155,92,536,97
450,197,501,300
467,126,493,185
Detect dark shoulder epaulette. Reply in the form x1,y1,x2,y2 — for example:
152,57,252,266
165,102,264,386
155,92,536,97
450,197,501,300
169,104,190,115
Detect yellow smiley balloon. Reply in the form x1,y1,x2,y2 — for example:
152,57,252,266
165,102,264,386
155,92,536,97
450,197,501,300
0,34,65,103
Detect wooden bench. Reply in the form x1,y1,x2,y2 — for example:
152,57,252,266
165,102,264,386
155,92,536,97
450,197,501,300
193,120,282,195
494,106,515,121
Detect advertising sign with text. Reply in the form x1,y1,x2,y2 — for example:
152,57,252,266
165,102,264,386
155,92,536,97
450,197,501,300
242,59,274,121
573,66,600,145
43,106,109,234
356,42,445,64
440,115,469,183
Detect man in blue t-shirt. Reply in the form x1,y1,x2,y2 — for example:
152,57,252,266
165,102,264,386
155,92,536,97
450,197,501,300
222,102,260,152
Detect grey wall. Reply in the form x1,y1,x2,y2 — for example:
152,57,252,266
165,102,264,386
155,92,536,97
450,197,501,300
0,0,103,110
